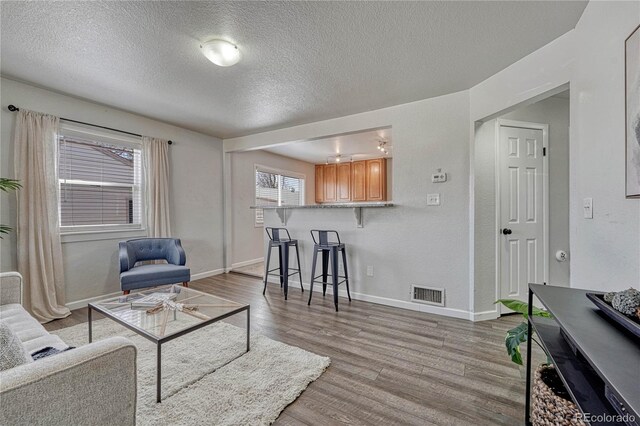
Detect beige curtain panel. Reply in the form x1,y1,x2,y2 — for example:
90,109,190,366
13,109,71,323
143,136,172,238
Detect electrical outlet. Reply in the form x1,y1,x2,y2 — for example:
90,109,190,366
427,193,441,206
366,265,374,277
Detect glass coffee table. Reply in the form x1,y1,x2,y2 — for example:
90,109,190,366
88,284,250,402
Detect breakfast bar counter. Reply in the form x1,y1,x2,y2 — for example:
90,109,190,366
250,202,395,227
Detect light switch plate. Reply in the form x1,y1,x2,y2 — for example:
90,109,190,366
432,172,447,183
427,193,441,206
366,265,374,277
583,197,593,219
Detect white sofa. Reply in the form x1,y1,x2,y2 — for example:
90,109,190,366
0,272,138,426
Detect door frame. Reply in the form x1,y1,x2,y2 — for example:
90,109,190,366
495,119,549,314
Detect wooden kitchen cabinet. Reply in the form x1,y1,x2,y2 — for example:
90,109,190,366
315,158,387,203
366,158,387,201
323,164,337,202
351,161,367,201
337,163,351,202
315,165,324,203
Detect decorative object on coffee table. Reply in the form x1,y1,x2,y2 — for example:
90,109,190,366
586,288,640,339
88,284,250,403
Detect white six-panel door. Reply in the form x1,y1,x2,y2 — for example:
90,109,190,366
499,123,547,304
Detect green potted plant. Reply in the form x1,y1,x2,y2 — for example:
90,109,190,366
495,299,585,426
0,178,21,238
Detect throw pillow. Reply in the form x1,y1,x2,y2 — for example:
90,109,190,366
31,346,75,361
0,320,32,371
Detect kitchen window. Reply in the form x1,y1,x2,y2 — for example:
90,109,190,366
255,166,305,225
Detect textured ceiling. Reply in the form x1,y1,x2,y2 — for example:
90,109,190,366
264,128,392,164
0,1,586,139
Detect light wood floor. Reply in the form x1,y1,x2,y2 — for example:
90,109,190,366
45,273,539,425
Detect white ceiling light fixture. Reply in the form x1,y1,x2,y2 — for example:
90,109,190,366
326,154,352,164
201,39,241,67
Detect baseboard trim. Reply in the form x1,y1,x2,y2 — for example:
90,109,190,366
66,291,122,311
472,310,500,321
231,258,264,269
264,276,475,321
67,272,493,321
191,268,226,281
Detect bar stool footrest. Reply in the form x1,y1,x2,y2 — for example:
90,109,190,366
311,276,348,285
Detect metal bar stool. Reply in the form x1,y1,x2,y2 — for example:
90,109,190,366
263,227,303,300
308,230,351,311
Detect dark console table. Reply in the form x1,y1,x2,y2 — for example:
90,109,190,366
526,284,639,426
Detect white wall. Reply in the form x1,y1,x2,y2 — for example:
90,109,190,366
0,78,225,306
227,91,473,318
230,149,315,266
471,1,640,294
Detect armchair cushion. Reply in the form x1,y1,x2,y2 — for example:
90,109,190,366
120,264,190,289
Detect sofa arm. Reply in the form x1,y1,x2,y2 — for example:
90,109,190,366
0,271,23,305
0,337,137,426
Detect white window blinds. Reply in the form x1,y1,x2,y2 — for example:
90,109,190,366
58,133,142,229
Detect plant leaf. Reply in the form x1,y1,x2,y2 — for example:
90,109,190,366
495,299,551,319
505,322,529,365
0,224,12,239
0,178,21,192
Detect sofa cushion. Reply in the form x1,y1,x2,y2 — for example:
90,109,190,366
0,320,32,371
120,264,190,286
0,304,67,353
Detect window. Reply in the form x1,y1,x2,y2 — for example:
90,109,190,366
58,124,143,233
255,166,305,225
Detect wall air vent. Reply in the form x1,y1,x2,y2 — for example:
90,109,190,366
411,285,445,306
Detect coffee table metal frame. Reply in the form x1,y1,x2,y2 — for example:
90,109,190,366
88,288,250,403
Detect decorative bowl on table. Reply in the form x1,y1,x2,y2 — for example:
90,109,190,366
586,288,640,340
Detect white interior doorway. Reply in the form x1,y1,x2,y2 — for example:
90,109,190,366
496,120,549,305
473,86,570,318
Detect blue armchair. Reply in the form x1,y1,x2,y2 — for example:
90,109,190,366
119,238,191,294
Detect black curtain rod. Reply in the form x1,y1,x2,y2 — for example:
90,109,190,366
7,105,172,145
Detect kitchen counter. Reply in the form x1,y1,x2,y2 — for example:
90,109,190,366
250,202,394,209
250,202,395,227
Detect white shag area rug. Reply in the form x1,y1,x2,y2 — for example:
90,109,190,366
53,317,330,425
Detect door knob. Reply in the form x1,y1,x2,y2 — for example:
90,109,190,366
502,228,512,235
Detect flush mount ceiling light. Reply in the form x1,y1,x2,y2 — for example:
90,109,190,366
201,39,241,67
326,154,352,164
